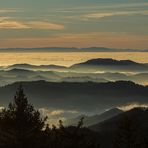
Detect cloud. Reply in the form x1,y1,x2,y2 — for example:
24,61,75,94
53,2,148,13
0,106,4,111
0,21,29,29
39,108,79,117
118,103,148,111
39,108,79,126
0,18,64,30
0,17,11,21
28,21,64,30
0,8,21,13
85,10,148,19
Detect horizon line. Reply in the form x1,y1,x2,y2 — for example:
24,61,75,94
0,46,147,52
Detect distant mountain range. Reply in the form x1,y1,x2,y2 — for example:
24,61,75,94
1,58,148,73
0,58,148,86
0,68,61,86
70,58,148,72
64,108,123,127
5,63,67,71
0,80,148,113
61,76,108,83
0,47,147,52
0,68,148,86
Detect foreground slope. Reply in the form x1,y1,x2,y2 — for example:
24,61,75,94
89,108,148,148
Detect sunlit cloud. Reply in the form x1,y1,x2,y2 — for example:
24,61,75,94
39,108,79,117
39,108,79,126
0,17,11,21
28,21,64,30
0,106,4,111
0,21,29,29
0,18,64,30
118,103,148,111
85,10,148,19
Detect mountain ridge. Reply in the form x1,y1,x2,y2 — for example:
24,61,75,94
64,108,123,127
0,80,147,113
0,47,147,52
70,58,148,72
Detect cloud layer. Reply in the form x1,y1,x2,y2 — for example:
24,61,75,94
39,108,79,125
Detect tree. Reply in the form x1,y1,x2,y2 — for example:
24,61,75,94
0,85,46,148
54,118,100,148
0,86,99,148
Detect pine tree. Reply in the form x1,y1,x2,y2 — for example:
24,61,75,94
0,85,46,147
0,85,100,148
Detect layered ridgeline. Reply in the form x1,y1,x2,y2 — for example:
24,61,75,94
0,58,148,86
1,63,67,71
0,80,148,113
1,58,148,72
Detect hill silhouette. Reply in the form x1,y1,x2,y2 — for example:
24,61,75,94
0,81,147,113
89,108,148,148
70,58,148,72
7,63,67,71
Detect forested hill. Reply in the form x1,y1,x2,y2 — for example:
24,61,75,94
0,81,147,113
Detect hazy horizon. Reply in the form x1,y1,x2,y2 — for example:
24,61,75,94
0,52,147,67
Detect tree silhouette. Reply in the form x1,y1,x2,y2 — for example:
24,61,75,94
0,85,46,147
0,86,99,148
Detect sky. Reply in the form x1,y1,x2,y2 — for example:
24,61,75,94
0,0,148,49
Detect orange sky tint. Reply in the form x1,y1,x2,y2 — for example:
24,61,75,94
0,0,148,49
0,32,147,49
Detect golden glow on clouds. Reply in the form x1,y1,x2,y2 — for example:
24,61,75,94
36,108,78,117
119,103,148,111
0,21,29,29
0,52,146,67
0,18,64,30
28,21,64,30
1,32,147,49
85,10,148,19
0,17,11,21
39,108,79,125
